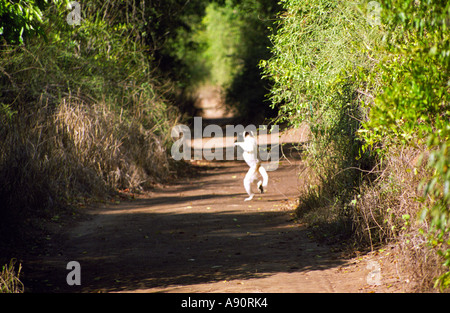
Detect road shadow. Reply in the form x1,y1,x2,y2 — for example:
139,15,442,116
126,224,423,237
21,159,345,293
24,208,345,293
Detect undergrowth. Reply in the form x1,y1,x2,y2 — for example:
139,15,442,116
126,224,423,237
0,3,184,244
263,0,450,291
0,259,24,293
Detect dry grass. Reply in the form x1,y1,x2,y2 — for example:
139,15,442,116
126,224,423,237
0,94,179,240
351,146,427,247
0,35,187,249
55,97,173,190
0,259,24,293
351,146,450,291
295,163,354,244
0,12,190,292
296,144,448,291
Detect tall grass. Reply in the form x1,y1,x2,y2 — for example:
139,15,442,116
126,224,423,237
0,259,24,293
0,12,182,241
261,0,380,235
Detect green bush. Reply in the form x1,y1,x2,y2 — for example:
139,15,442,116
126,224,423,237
359,0,450,290
166,0,279,119
0,0,54,44
0,1,181,240
261,0,379,221
263,0,450,291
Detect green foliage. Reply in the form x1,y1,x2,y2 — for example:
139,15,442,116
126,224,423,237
166,0,279,118
261,0,379,208
0,1,182,242
195,1,245,88
263,0,450,290
262,0,371,124
357,0,450,290
0,0,45,44
360,0,449,153
361,13,449,147
0,103,17,122
0,0,69,44
422,128,450,291
225,0,280,118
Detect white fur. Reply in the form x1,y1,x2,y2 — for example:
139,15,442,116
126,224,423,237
235,132,268,201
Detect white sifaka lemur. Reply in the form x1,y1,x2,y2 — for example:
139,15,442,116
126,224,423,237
234,131,268,201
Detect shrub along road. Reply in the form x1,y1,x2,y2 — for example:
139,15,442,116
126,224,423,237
21,127,405,293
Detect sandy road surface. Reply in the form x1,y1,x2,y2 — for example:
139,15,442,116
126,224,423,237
21,126,404,293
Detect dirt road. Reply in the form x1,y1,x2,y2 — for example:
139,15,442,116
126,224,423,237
20,125,404,293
